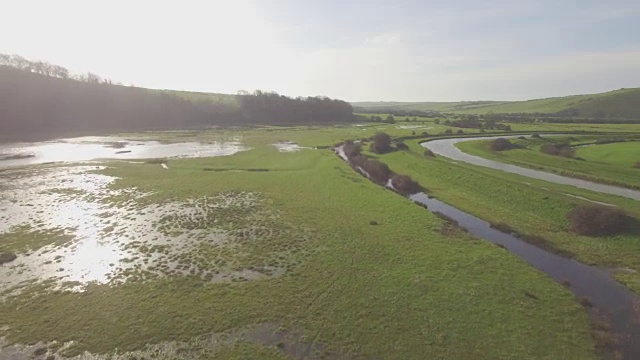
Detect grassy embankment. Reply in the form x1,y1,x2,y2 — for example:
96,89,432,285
456,135,640,190
373,136,640,293
0,127,596,359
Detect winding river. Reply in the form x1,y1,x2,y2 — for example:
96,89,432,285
336,143,640,360
420,135,640,201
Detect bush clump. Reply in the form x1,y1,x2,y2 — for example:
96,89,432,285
0,252,17,265
490,138,515,151
342,140,361,159
541,143,575,158
634,161,640,169
423,149,436,157
391,174,421,195
567,205,631,236
395,141,409,150
362,159,392,185
369,132,392,154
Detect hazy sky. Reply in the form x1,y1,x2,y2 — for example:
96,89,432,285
2,0,640,101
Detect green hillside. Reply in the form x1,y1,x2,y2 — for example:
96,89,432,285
353,88,640,118
352,100,508,112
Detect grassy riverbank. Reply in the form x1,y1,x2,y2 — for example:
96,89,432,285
456,135,640,190
375,138,640,294
0,128,597,359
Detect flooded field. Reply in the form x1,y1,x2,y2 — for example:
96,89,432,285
0,136,246,168
0,165,306,297
0,136,310,298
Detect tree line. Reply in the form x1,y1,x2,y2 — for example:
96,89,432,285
0,55,354,141
0,53,114,84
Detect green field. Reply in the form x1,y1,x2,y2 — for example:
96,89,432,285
370,137,640,291
353,87,640,118
456,136,640,189
0,126,603,359
578,141,640,167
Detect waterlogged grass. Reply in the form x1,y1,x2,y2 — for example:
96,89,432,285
0,224,75,254
378,140,640,292
456,135,640,189
0,139,596,359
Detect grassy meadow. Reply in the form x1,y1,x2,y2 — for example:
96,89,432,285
0,124,603,359
456,135,640,189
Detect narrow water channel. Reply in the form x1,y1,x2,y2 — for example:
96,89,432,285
336,145,640,359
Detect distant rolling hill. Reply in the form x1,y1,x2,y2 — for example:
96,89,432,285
353,88,640,118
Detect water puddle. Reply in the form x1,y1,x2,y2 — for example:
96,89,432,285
0,322,350,360
0,165,303,296
273,141,310,152
396,125,433,130
0,136,246,168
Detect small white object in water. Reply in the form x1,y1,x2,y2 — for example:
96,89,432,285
161,163,169,169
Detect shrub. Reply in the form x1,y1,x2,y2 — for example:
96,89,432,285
362,159,392,185
541,143,575,158
342,141,361,159
531,134,542,139
490,138,515,151
567,205,631,236
0,252,17,265
634,161,640,169
557,146,576,158
391,174,421,195
349,154,368,168
370,132,392,154
423,149,436,157
456,129,464,134
395,141,409,150
444,129,453,134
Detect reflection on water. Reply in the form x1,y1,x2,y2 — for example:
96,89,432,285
0,163,285,296
0,136,247,168
421,135,640,200
272,141,309,152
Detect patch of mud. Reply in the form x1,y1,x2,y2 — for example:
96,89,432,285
0,136,247,168
0,166,309,296
0,323,352,360
273,141,310,152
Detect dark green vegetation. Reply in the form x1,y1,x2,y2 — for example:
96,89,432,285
0,54,353,142
457,135,640,190
567,205,633,237
353,88,640,119
489,138,516,151
0,252,17,265
0,128,599,359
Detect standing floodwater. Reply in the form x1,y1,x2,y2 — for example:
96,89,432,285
0,136,247,168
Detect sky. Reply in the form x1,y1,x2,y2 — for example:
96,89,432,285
1,0,640,101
